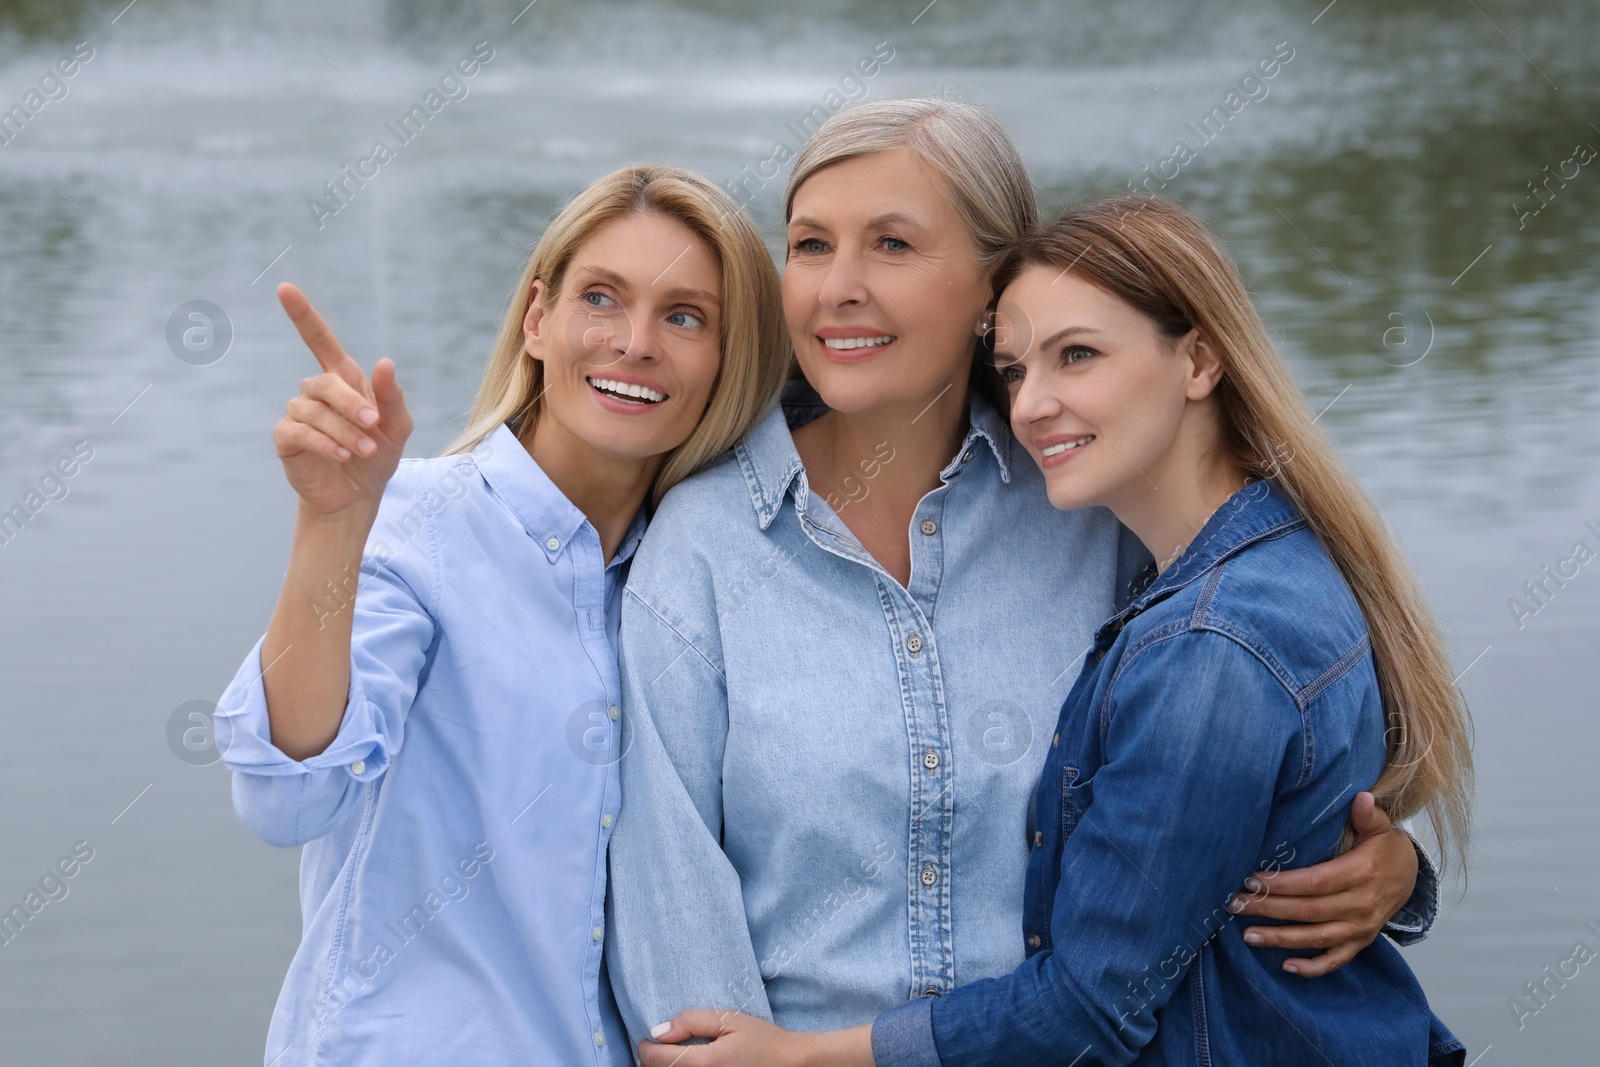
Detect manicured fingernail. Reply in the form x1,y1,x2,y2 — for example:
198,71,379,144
1244,877,1262,892
357,438,375,455
336,446,351,460
1284,962,1300,975
1227,895,1244,913
650,1022,671,1039
359,407,378,426
1244,931,1263,946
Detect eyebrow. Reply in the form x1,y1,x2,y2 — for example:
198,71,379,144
787,211,924,232
571,266,718,307
663,286,720,307
1036,326,1106,350
992,325,1104,363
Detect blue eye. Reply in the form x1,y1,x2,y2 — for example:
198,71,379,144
580,290,614,308
792,237,828,255
881,236,909,252
667,310,705,328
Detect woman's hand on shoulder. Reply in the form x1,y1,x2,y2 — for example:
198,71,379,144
273,282,412,519
1230,791,1418,977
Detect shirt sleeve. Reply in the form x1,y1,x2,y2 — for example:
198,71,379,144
875,630,1309,1067
604,584,773,1050
214,468,438,848
1383,833,1439,945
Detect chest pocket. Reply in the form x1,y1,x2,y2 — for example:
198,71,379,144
1061,765,1094,839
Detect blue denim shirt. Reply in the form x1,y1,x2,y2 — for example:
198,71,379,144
215,424,635,1067
604,384,1141,1044
873,481,1464,1067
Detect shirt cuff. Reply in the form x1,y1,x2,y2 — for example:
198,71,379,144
213,636,389,782
872,997,939,1067
1383,832,1438,946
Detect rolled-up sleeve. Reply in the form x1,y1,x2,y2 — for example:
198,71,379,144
215,470,438,848
605,584,773,1050
1384,834,1439,946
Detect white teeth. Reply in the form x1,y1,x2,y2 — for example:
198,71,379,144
1041,435,1095,457
822,336,894,350
587,377,666,403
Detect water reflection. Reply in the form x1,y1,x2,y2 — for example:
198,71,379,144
0,0,1595,1063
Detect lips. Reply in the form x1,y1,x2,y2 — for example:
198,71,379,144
1040,434,1094,457
820,335,895,351
586,376,667,405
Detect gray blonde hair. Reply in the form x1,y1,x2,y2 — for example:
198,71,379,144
446,165,790,504
784,97,1037,268
783,97,1036,408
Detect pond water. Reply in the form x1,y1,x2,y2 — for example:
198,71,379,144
0,0,1596,1061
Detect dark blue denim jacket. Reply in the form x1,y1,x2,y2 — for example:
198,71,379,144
874,481,1464,1066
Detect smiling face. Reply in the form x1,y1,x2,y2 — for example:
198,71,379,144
782,147,992,415
996,264,1225,515
523,211,723,466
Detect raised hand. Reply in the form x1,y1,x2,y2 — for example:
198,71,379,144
272,282,413,517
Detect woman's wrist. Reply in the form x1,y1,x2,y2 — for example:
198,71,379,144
795,1024,876,1067
295,498,380,546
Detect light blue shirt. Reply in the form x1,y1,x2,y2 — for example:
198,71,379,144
216,423,637,1067
604,384,1144,1044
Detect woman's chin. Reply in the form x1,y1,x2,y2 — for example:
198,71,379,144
1042,477,1098,514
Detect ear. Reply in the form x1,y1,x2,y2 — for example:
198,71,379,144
972,265,1001,338
975,301,997,339
1179,329,1226,401
522,279,548,362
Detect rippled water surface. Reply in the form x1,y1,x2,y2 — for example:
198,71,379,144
1,0,1596,1061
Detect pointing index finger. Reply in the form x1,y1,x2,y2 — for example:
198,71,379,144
278,282,365,388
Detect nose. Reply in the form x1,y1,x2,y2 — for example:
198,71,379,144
583,305,658,369
1009,367,1062,437
621,312,660,364
816,247,869,308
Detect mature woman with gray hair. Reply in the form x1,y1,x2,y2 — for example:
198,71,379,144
606,97,1436,1052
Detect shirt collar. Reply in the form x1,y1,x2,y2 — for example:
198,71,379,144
1097,479,1305,646
734,378,1013,531
473,422,645,566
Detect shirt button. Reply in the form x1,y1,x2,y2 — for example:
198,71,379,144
920,519,937,535
594,1032,606,1047
592,925,604,941
923,986,942,997
920,864,937,888
962,450,973,463
546,536,561,551
601,813,614,829
1034,830,1043,847
351,759,366,776
906,633,923,655
1027,933,1042,949
608,705,621,721
1053,732,1060,748
922,749,939,771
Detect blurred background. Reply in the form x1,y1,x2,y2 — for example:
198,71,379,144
0,0,1595,1062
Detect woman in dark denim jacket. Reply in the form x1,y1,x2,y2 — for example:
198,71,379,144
644,196,1473,1066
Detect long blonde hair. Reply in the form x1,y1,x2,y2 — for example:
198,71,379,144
445,165,790,504
783,97,1037,410
998,195,1473,873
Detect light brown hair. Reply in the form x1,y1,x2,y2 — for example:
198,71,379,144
998,195,1473,872
445,165,790,504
